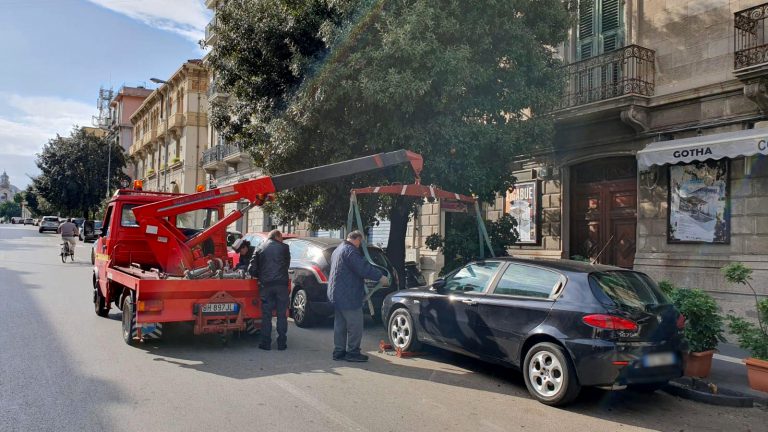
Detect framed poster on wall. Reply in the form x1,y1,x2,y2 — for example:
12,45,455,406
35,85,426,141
505,181,540,245
668,159,730,244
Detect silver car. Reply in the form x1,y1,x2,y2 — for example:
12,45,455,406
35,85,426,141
38,216,60,233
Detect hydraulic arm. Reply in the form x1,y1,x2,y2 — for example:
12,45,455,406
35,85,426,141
131,149,423,275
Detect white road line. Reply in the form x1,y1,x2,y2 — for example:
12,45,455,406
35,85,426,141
713,353,744,364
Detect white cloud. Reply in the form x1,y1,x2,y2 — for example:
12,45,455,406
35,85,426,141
87,0,211,43
0,94,95,156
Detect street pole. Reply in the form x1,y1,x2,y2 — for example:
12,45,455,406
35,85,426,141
106,140,111,198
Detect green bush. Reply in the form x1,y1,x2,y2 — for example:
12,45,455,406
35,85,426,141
722,263,768,361
669,288,725,353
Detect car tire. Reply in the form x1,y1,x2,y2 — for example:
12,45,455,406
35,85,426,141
94,282,110,317
291,288,314,328
388,307,422,352
627,382,667,394
90,247,95,265
122,295,136,345
523,342,581,406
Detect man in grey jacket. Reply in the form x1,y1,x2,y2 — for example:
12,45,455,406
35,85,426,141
248,230,291,351
327,231,387,362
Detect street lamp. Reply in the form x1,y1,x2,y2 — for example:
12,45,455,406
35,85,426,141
150,78,171,192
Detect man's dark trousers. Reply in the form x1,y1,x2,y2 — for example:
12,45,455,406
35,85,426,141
333,307,363,357
260,283,289,346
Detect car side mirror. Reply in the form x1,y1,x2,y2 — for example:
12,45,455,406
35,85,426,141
431,278,447,293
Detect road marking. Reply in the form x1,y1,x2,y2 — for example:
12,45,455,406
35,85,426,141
270,377,367,431
713,353,743,364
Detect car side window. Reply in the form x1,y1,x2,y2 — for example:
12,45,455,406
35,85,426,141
444,262,501,293
493,263,562,299
120,204,139,227
287,241,308,260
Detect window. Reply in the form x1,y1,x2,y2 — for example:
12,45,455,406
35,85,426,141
120,204,139,227
589,271,670,311
578,0,623,60
444,261,502,293
176,208,219,230
287,240,308,260
493,263,563,299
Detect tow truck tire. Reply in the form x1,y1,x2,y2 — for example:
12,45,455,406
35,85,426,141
94,284,109,317
122,296,136,345
291,288,314,328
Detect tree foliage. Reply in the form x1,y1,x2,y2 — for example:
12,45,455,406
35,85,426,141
207,0,573,278
33,127,128,218
0,200,21,220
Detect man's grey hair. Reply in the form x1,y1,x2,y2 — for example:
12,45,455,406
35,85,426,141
346,230,364,241
268,229,282,240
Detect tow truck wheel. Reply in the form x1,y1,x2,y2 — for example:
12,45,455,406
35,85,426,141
122,296,136,345
94,284,109,317
291,288,314,328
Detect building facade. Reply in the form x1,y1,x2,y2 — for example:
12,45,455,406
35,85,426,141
0,171,19,203
467,0,768,315
128,60,209,194
203,0,271,234
108,86,152,179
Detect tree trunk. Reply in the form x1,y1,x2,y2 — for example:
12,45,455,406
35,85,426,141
385,196,412,290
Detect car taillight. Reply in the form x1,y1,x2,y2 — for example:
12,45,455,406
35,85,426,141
582,314,638,331
311,265,328,283
676,314,686,330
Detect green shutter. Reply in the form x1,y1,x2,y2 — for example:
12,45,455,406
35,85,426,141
577,0,624,59
600,0,623,53
578,0,596,60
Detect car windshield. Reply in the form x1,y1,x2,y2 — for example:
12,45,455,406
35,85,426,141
589,271,670,311
94,221,102,229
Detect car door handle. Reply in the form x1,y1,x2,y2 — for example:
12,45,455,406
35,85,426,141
461,299,478,306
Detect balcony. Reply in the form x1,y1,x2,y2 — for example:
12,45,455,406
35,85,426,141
734,3,768,78
205,15,218,45
169,113,185,131
558,45,655,112
207,79,229,103
157,121,167,139
201,143,244,173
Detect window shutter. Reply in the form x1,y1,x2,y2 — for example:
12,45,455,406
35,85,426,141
599,0,623,53
578,0,596,60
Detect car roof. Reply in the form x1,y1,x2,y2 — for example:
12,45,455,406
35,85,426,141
287,236,384,251
481,256,626,274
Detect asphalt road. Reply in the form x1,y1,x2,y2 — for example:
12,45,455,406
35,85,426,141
0,224,765,432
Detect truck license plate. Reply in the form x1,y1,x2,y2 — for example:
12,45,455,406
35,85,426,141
201,303,238,314
642,352,676,367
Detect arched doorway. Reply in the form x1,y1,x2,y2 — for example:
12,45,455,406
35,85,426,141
569,157,637,268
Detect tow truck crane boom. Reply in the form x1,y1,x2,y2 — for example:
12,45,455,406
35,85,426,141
131,149,423,275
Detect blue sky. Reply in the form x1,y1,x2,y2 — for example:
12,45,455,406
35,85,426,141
0,0,211,189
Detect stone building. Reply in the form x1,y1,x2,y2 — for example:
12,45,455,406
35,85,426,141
0,171,20,203
474,0,768,315
128,60,209,194
108,86,153,179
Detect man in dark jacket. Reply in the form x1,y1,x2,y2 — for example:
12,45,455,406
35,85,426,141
248,230,291,351
231,238,253,272
327,231,387,362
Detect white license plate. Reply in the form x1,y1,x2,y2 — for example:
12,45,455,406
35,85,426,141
201,303,238,314
643,352,676,367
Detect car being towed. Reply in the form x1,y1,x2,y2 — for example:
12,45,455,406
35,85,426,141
381,257,686,406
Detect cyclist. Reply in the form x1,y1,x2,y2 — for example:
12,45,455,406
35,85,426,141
57,218,79,256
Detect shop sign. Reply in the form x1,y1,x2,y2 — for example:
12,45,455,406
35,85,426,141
505,181,540,245
668,160,730,244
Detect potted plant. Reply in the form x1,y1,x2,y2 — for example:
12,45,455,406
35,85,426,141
667,284,725,377
171,157,181,165
722,263,768,393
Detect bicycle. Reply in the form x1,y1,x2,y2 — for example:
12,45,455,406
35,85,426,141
60,240,74,263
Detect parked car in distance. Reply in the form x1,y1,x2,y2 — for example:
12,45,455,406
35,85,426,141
22,217,34,225
11,217,22,224
285,237,400,327
80,220,103,242
382,257,686,406
39,216,60,233
228,231,298,268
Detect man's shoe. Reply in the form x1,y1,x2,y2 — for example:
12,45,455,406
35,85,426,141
345,353,369,362
277,343,287,351
258,342,271,351
332,351,347,361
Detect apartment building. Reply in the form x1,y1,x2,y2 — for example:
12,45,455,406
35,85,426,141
128,60,209,194
476,0,768,314
203,0,270,234
108,86,152,178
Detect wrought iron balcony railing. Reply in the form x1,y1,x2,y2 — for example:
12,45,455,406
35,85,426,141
559,45,655,110
201,143,242,166
735,3,768,70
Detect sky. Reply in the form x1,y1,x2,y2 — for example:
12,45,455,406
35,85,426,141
0,0,211,190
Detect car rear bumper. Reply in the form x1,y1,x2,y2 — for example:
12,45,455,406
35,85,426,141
565,338,684,387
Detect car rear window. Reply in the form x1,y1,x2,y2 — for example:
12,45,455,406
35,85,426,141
589,271,670,310
321,246,390,269
43,217,58,222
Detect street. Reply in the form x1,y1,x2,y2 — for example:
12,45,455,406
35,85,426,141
0,224,765,432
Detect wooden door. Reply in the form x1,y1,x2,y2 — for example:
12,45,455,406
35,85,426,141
570,158,637,268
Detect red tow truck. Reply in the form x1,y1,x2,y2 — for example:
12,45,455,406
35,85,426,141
92,150,423,344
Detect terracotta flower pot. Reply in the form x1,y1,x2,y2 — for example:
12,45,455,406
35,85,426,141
745,357,768,393
684,350,715,378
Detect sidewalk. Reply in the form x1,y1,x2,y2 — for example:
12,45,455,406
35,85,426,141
707,342,768,405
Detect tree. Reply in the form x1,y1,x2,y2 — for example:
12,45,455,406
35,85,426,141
0,201,21,220
208,0,573,281
34,127,129,218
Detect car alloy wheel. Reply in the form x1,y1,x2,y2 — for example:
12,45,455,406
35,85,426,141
291,289,311,327
528,350,564,398
523,342,580,406
390,312,412,349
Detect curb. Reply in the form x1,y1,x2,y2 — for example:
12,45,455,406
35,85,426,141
662,377,763,408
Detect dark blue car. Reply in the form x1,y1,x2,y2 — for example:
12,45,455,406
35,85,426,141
382,257,686,406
